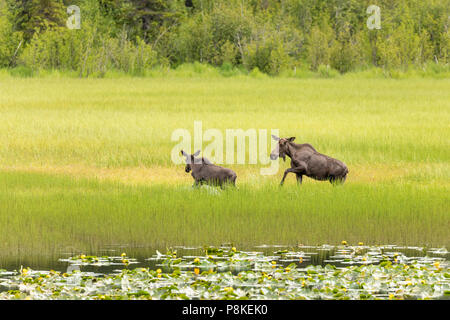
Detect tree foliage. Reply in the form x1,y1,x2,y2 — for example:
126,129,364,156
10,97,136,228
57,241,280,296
0,0,448,75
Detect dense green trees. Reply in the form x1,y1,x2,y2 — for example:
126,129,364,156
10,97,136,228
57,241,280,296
0,0,448,76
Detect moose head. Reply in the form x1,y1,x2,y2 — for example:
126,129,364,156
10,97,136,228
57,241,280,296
180,150,201,172
270,135,296,161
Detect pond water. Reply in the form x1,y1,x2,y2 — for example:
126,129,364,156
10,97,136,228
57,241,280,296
1,244,448,300
0,244,448,274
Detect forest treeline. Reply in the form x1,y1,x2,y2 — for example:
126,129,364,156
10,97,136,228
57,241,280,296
0,0,448,77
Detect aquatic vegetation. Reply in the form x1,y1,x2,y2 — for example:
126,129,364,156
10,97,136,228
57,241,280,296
0,246,448,300
0,77,449,254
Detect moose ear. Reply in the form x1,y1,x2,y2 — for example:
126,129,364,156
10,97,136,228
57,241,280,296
193,150,201,157
181,150,188,157
287,137,296,142
271,135,280,141
202,157,213,165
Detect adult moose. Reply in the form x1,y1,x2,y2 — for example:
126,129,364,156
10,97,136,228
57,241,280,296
180,150,237,188
270,136,348,186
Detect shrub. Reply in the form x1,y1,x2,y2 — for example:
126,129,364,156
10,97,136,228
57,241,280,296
317,64,339,78
0,5,23,67
8,65,34,77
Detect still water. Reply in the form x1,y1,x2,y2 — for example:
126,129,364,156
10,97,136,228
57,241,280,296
0,244,448,274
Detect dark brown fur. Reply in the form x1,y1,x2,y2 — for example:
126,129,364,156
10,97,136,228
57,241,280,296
270,136,348,186
181,150,237,188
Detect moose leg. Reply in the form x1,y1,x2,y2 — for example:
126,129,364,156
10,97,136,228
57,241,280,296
330,175,346,185
280,165,307,186
217,180,225,189
280,171,289,186
296,174,303,184
231,175,237,187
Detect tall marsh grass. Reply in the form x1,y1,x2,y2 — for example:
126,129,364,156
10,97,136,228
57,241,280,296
0,171,448,256
0,75,448,257
0,76,448,167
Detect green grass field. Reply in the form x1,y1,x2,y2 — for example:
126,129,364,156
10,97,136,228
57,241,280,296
0,73,449,259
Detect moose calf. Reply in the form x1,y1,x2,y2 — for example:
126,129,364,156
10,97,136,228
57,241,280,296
181,150,237,188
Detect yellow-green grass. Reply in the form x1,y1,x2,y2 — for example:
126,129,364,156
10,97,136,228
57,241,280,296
0,171,448,256
0,74,449,259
